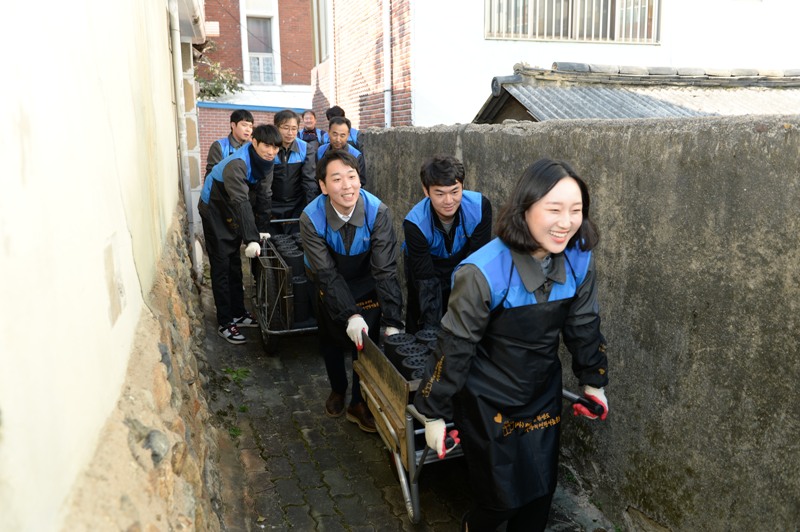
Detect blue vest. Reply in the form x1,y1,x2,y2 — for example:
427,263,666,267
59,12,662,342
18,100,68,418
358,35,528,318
459,238,591,310
200,143,257,204
316,142,363,160
276,139,308,166
403,190,482,259
303,190,381,257
322,128,359,146
216,136,237,158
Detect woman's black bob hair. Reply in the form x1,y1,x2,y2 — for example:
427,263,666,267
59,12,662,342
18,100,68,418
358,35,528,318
495,158,599,254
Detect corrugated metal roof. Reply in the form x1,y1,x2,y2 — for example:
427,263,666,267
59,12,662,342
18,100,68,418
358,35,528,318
506,85,708,120
475,63,800,123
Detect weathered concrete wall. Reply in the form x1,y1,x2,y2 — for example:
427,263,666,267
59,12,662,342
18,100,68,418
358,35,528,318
361,116,800,530
62,207,221,531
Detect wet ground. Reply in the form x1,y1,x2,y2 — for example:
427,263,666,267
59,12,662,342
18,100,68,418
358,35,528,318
199,268,616,531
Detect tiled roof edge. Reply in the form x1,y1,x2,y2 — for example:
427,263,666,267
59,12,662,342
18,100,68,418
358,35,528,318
498,62,800,88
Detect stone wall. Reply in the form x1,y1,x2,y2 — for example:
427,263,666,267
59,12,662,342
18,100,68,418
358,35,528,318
361,116,800,530
63,206,221,531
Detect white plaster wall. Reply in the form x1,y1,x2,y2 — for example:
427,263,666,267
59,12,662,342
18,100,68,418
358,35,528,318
411,0,800,126
0,0,180,529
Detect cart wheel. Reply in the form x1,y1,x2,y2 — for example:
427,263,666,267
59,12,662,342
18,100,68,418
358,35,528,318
254,262,273,352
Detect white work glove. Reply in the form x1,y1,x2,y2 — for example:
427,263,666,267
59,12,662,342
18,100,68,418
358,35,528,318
384,326,400,337
424,418,460,459
259,232,271,240
572,386,608,421
244,242,261,258
346,315,368,350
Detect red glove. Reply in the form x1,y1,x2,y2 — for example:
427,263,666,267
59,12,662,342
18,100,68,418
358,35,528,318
572,386,608,421
424,418,461,459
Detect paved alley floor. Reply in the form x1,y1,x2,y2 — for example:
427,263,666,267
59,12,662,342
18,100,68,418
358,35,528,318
199,274,616,531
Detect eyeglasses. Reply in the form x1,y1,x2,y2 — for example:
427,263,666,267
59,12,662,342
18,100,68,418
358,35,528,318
279,125,299,133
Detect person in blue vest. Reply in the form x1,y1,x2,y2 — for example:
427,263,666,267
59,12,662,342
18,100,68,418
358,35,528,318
271,110,318,234
414,159,610,532
204,109,254,177
402,155,492,333
321,106,360,152
198,125,282,344
298,109,324,149
316,117,367,188
300,150,404,432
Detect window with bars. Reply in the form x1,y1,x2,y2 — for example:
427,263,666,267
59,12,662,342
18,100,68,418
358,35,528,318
484,0,660,44
247,17,275,84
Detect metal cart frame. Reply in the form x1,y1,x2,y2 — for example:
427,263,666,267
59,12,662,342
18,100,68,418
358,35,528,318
354,337,462,524
251,220,316,349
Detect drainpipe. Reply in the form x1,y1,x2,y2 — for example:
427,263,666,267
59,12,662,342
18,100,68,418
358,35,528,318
382,0,392,127
168,0,197,269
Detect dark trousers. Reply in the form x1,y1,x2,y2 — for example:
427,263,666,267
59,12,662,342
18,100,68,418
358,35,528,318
202,213,246,326
320,324,379,406
465,491,554,532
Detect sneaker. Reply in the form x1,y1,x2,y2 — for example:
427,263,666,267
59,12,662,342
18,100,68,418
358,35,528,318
218,323,246,344
233,312,258,328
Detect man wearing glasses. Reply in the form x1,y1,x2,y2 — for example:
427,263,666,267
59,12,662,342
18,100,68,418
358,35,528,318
271,110,318,233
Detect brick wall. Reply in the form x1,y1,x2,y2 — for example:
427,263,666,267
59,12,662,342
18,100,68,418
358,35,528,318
390,0,412,126
278,0,314,85
203,0,244,80
311,0,413,131
198,107,278,169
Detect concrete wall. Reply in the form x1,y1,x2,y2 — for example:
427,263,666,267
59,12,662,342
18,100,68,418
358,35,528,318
0,1,216,529
62,208,221,531
361,116,800,530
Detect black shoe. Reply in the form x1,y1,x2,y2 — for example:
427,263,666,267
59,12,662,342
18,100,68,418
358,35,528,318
325,391,345,418
218,323,246,344
346,402,377,433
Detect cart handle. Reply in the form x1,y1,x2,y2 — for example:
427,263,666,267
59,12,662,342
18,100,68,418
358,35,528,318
406,404,428,424
562,388,605,416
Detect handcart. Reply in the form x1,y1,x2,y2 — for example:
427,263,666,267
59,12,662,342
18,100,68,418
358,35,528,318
353,336,463,524
354,337,607,524
251,218,317,349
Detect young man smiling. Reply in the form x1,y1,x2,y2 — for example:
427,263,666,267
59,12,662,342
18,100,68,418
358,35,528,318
299,150,404,432
402,155,492,333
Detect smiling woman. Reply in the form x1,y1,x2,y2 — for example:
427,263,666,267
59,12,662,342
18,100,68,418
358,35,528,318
413,158,609,532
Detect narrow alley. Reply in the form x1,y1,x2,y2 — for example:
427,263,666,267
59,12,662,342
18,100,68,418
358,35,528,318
199,267,615,531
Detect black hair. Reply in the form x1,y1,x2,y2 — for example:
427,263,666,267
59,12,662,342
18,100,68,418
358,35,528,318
274,109,300,127
495,158,599,253
316,149,360,183
251,124,282,147
327,116,352,131
302,109,316,118
419,155,465,189
230,109,254,125
325,105,345,120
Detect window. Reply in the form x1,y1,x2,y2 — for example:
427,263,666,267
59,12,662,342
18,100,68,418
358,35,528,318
484,0,660,44
247,17,275,84
311,0,329,65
